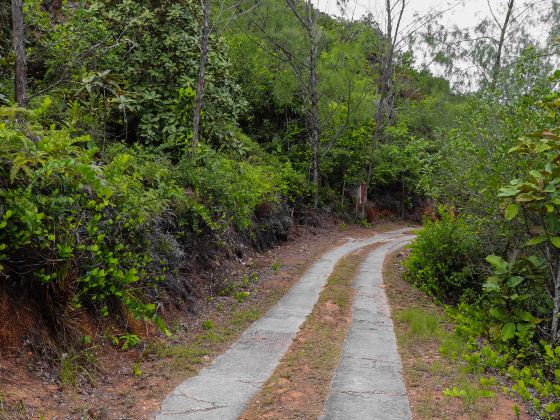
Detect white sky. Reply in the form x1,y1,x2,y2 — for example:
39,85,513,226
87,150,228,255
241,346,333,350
313,0,531,31
312,0,553,85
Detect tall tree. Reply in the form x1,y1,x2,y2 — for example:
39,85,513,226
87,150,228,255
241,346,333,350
191,0,254,154
247,0,323,208
490,0,515,87
11,0,27,107
192,0,211,155
286,0,321,209
361,0,406,214
423,0,554,90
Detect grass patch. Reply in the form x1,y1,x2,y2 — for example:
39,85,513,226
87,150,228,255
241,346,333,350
241,248,373,420
153,305,274,373
59,348,98,390
395,307,443,342
0,394,42,420
384,250,524,419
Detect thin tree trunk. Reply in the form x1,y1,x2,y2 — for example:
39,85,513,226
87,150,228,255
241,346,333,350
363,40,392,215
11,0,27,108
362,0,404,216
308,0,320,210
491,0,514,88
341,171,346,208
552,263,560,342
192,0,211,155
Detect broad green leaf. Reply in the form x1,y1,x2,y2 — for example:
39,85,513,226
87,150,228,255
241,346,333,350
507,276,524,288
516,193,536,202
483,281,501,292
527,255,544,267
486,255,507,270
526,236,547,246
551,237,560,248
529,170,543,179
489,307,506,321
501,323,516,341
498,187,518,197
517,311,535,322
504,203,519,220
535,142,552,153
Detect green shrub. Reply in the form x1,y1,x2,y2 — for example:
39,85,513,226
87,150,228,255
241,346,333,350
447,309,560,418
0,113,175,334
404,211,483,303
30,0,245,146
0,102,303,342
483,254,548,345
177,142,302,230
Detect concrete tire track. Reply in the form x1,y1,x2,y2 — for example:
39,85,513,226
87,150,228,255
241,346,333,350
322,235,415,420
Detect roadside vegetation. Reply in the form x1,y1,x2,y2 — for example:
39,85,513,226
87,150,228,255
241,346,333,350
1,0,454,356
2,0,560,417
402,73,560,417
386,250,531,419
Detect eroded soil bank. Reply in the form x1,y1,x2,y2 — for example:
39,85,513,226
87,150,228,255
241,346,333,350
0,220,404,419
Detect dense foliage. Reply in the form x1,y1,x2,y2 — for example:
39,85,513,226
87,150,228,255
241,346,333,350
404,54,560,418
3,0,560,414
0,102,295,337
4,0,454,343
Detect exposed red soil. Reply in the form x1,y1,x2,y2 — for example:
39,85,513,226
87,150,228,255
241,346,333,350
0,219,405,419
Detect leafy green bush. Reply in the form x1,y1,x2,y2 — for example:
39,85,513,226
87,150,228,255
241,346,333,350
27,0,244,146
447,307,560,418
178,142,303,230
0,111,179,334
0,100,304,342
483,255,548,345
404,211,483,303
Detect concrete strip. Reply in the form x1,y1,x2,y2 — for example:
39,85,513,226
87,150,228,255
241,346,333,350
156,228,413,420
322,235,415,420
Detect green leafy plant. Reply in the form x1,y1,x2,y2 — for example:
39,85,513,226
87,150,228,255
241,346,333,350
483,255,544,343
0,108,174,338
494,95,560,342
234,291,250,303
201,320,214,331
132,361,143,377
118,333,141,351
404,211,483,303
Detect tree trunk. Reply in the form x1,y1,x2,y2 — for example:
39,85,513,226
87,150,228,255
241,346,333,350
362,0,403,216
491,0,514,88
363,41,393,215
11,0,27,108
308,0,320,210
192,0,211,155
552,264,560,342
